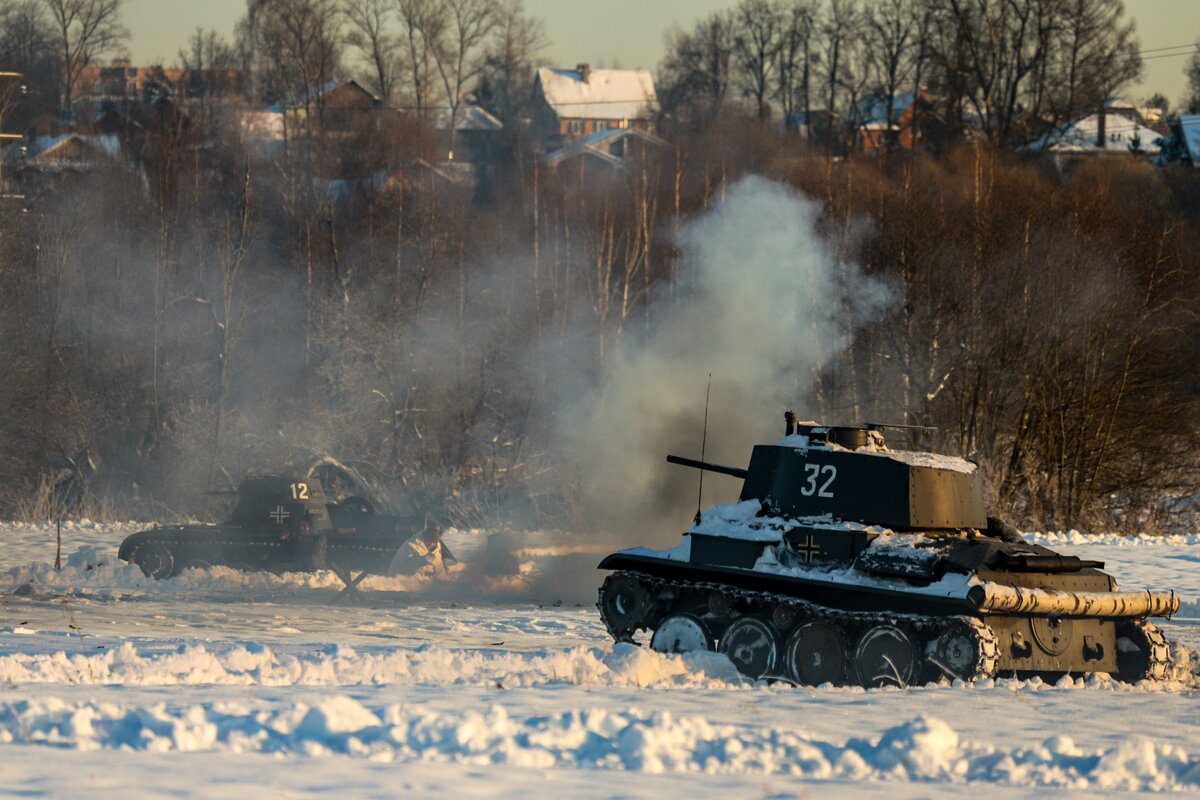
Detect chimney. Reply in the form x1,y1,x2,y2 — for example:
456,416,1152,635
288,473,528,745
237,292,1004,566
577,63,591,84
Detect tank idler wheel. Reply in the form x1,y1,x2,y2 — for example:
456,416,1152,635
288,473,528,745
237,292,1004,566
785,621,848,686
854,624,917,688
650,614,714,655
719,615,780,679
1116,619,1172,682
599,574,654,639
133,542,175,580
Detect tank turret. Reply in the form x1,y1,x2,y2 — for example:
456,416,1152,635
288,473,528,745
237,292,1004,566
596,413,1179,688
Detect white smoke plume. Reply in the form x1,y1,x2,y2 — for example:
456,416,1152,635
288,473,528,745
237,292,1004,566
558,175,893,549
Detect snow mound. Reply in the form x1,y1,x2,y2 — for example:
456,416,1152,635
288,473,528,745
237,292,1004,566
3,698,1200,788
0,641,746,690
1028,531,1200,547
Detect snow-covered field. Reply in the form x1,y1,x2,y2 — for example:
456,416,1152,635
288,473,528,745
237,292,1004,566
4,522,1200,797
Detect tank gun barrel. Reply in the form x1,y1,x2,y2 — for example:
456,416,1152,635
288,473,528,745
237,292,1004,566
666,454,748,480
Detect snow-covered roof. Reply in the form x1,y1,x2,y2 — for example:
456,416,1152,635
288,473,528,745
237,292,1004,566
433,104,503,132
542,126,666,167
265,80,375,113
7,133,122,163
1180,115,1200,166
535,66,656,121
1030,111,1164,154
853,93,917,128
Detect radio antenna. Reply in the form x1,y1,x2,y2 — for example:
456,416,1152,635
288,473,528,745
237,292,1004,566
695,374,712,525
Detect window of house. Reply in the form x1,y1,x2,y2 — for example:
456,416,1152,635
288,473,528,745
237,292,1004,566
568,119,583,135
595,120,608,133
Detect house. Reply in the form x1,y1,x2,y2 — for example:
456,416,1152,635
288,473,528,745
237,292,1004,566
4,133,122,173
542,127,666,172
850,92,926,153
245,80,381,143
1028,98,1166,156
1156,114,1200,168
532,64,656,148
432,104,503,163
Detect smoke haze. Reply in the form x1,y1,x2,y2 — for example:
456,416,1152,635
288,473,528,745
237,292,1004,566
556,175,893,549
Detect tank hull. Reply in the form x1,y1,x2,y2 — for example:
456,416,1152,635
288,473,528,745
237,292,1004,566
597,548,1174,685
118,523,419,579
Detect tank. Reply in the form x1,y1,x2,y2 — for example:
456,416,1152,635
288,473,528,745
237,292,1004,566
118,473,445,580
596,415,1179,687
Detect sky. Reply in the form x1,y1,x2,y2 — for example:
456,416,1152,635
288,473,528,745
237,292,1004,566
121,0,1200,107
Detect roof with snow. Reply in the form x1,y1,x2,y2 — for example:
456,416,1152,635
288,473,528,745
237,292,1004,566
535,67,656,121
265,80,376,113
542,127,666,168
6,133,122,162
432,104,503,132
1180,115,1200,166
853,93,917,128
1028,111,1164,154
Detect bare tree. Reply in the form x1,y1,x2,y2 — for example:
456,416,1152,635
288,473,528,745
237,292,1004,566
658,12,735,124
0,1,55,73
731,0,782,120
42,0,127,119
342,0,399,102
474,0,546,128
1186,40,1200,114
253,0,342,123
178,28,238,101
820,0,857,115
774,0,818,128
430,0,496,158
862,0,917,148
1043,0,1141,134
396,0,445,113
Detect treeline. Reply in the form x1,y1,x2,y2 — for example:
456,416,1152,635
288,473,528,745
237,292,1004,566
1,129,1198,533
1,0,1199,534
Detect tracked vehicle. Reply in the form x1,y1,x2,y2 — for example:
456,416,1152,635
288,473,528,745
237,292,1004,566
597,415,1179,687
119,471,444,582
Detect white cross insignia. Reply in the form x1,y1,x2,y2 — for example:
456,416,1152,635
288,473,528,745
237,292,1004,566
270,505,290,524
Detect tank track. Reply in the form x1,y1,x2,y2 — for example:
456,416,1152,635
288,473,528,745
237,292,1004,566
598,570,998,685
1117,618,1172,682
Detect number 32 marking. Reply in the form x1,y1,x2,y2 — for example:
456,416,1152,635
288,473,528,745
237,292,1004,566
801,464,837,498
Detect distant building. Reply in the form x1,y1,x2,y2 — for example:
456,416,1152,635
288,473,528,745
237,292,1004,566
1028,98,1166,157
850,92,927,153
432,104,503,163
532,64,656,149
243,80,381,143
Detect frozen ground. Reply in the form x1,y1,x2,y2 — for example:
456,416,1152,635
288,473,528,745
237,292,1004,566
3,522,1200,797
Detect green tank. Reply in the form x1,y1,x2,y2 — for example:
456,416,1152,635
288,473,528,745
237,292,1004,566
596,415,1178,687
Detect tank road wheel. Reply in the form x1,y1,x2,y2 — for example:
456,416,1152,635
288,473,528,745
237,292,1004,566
1117,619,1172,682
931,619,999,682
854,624,917,688
651,614,714,655
132,542,175,580
785,621,848,686
719,615,780,679
598,573,654,641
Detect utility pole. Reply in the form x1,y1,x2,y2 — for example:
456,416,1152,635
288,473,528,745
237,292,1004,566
0,71,26,202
